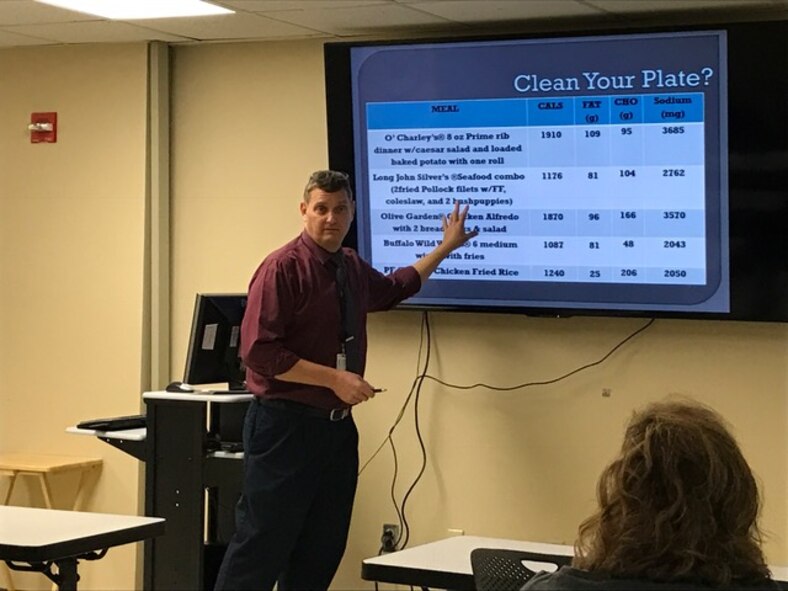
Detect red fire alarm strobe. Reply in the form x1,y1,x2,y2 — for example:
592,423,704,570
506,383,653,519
29,112,57,143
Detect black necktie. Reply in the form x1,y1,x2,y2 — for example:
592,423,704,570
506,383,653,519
332,253,361,374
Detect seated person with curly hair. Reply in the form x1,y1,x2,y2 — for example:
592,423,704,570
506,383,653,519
524,398,777,590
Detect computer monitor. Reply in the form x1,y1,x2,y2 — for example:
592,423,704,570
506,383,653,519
183,293,248,391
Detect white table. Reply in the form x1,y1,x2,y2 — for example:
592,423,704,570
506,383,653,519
0,506,164,591
772,566,788,585
362,535,788,590
362,535,573,590
0,454,105,591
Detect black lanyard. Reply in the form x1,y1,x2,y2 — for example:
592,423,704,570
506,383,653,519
331,252,360,373
334,254,352,343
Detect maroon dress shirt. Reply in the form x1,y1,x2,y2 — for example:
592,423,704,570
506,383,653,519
241,231,421,409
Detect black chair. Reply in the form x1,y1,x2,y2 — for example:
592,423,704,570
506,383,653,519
470,548,571,591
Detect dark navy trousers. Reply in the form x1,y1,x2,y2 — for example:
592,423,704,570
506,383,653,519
213,400,359,591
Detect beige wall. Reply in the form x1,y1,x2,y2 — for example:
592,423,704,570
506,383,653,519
0,33,785,591
169,40,788,591
0,44,148,590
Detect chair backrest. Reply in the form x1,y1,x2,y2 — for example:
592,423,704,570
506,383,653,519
470,548,571,591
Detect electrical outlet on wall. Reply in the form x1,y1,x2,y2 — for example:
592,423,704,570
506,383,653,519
381,523,399,552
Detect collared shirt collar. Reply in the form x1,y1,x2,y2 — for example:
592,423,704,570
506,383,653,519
299,230,340,267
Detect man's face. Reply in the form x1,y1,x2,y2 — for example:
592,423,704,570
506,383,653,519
300,188,354,252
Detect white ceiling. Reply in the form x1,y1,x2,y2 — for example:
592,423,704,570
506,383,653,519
0,0,786,47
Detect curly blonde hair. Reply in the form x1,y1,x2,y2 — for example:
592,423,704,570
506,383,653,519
573,399,770,585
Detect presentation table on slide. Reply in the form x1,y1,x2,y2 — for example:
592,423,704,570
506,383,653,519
367,92,706,285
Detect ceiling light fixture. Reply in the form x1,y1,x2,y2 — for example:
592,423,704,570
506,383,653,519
35,0,234,20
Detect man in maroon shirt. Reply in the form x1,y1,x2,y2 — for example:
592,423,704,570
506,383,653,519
214,170,477,591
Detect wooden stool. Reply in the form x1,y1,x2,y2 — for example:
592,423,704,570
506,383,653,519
0,453,102,591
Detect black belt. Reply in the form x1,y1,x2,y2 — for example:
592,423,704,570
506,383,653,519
255,397,351,422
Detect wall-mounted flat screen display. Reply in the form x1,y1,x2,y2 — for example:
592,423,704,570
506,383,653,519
325,20,788,321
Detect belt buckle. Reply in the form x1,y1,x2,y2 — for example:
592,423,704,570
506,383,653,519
329,407,349,422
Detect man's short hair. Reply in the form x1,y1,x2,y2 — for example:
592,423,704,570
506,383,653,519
303,170,353,202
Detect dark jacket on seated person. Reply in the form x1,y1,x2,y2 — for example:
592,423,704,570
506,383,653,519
524,565,780,590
